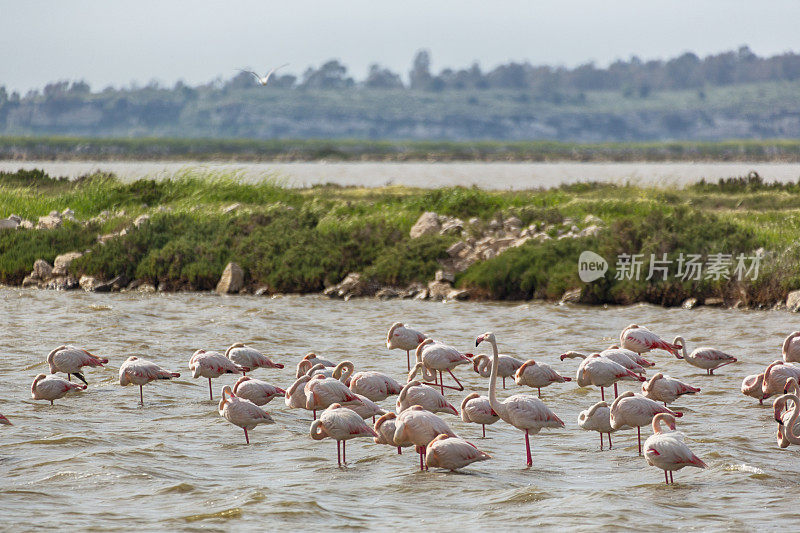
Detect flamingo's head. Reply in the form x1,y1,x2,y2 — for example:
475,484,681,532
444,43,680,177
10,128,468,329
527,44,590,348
475,332,495,347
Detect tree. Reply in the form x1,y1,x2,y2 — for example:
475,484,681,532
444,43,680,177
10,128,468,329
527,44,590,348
409,50,433,90
300,60,354,89
364,64,404,89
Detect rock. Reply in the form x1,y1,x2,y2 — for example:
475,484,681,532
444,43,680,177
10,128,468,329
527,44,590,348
45,276,78,290
138,283,156,293
400,282,426,299
446,288,470,300
504,216,523,230
488,219,501,231
435,269,455,283
79,275,99,291
570,225,580,233
133,214,150,228
427,280,453,300
682,298,699,310
323,272,379,299
439,220,463,235
222,203,241,214
560,288,582,304
376,287,401,300
579,225,602,238
584,214,604,225
703,297,725,307
98,232,121,244
52,252,83,276
468,217,480,226
512,236,531,248
447,241,469,258
0,218,19,230
22,275,40,288
36,215,62,230
126,279,144,291
409,212,441,239
31,259,53,280
19,219,34,229
216,262,245,294
8,214,20,223
533,232,551,242
787,290,800,312
254,287,270,296
61,208,75,221
413,289,429,300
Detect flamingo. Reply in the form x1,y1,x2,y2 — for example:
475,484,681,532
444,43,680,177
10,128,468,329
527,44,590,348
393,405,457,471
119,356,181,405
476,332,564,467
387,322,428,371
514,359,572,398
641,373,700,406
31,374,86,404
285,375,312,410
46,345,108,384
373,412,412,454
305,374,362,418
610,391,682,455
561,350,645,398
578,401,616,450
460,392,499,438
298,361,354,384
239,63,289,86
409,338,471,394
232,376,286,406
783,332,800,363
295,353,336,377
620,324,681,356
762,360,800,398
672,336,737,375
773,390,800,447
571,353,645,400
741,373,767,404
225,343,284,373
425,434,491,471
643,413,707,484
349,370,402,401
470,353,524,389
310,403,378,466
218,385,274,444
0,413,10,425
396,380,458,416
189,349,248,400
603,345,655,367
345,393,385,420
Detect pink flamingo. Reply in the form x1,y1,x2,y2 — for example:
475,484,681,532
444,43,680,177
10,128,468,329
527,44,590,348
373,412,412,455
218,385,274,444
296,360,352,381
643,413,706,484
301,352,336,368
477,332,564,467
225,343,283,374
387,322,428,371
773,387,800,447
409,338,471,394
469,352,524,389
285,375,312,409
460,392,499,438
425,434,491,471
305,374,362,419
46,345,108,384
232,376,286,406
118,356,181,405
189,349,248,400
0,413,10,425
578,401,615,450
31,374,86,404
641,373,700,406
672,336,737,375
310,403,378,466
762,361,800,399
741,373,766,404
561,350,645,398
783,332,800,363
514,359,572,398
572,353,645,400
620,324,681,356
346,393,385,420
349,371,402,402
393,405,457,471
396,380,458,416
610,391,682,455
604,345,655,367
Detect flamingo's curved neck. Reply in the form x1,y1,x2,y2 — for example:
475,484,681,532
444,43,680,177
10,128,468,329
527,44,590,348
673,336,688,358
487,337,505,419
474,354,491,377
780,394,800,444
333,361,354,382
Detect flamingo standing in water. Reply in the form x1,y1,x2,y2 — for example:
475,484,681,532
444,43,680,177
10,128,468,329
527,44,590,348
561,351,645,398
396,380,458,416
349,371,402,402
762,361,800,399
225,343,284,374
603,345,655,368
571,353,645,401
297,353,336,375
298,361,354,386
232,376,286,406
783,332,800,362
409,338,471,394
218,385,274,444
470,353,524,389
189,350,248,400
476,332,564,467
672,336,737,375
393,405,457,471
741,373,767,404
346,393,385,420
773,386,800,447
643,413,706,484
305,374,362,418
514,359,572,398
610,391,682,455
620,324,681,356
0,413,10,425
425,434,491,471
373,412,412,455
578,401,616,450
31,374,86,404
461,393,499,438
387,322,428,371
285,375,312,410
119,356,181,405
310,403,378,466
46,345,108,384
641,373,700,406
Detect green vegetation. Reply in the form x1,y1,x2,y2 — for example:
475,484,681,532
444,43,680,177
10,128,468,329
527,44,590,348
1,169,799,307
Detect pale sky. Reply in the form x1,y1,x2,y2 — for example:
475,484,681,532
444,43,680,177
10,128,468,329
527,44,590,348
2,0,800,93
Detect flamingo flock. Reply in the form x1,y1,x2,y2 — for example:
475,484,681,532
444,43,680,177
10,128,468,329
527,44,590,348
8,320,799,485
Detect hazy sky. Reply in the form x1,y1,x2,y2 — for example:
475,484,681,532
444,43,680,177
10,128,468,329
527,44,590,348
3,0,800,93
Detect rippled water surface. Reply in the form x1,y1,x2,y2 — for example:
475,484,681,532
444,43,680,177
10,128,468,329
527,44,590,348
1,289,798,531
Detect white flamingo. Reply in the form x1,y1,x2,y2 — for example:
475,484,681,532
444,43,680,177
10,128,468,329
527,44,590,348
232,376,286,406
31,374,86,404
239,63,289,86
578,401,616,450
295,353,336,377
218,385,274,444
514,359,572,397
641,373,701,405
470,352,524,389
460,392,499,438
571,353,645,401
603,345,655,367
783,332,800,363
562,350,645,398
773,388,800,447
393,405,457,471
610,391,682,455
409,338,471,394
285,375,312,409
46,345,108,384
118,356,181,405
672,336,737,375
425,434,491,471
345,393,385,420
310,403,378,466
373,412,412,455
741,373,766,404
349,370,402,401
304,375,362,418
562,350,647,375
620,324,681,356
225,343,284,373
762,360,800,398
476,332,564,467
396,380,458,416
297,361,354,384
189,350,248,400
643,413,707,484
387,322,428,371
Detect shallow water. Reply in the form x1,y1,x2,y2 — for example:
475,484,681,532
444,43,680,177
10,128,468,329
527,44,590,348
1,288,798,531
2,160,800,189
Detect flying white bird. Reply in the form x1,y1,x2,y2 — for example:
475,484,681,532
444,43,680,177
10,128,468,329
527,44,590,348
240,64,289,86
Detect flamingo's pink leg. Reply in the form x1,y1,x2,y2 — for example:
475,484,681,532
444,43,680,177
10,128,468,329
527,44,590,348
614,382,618,398
208,377,213,401
637,426,642,455
525,429,532,467
337,440,341,466
139,385,144,406
244,428,249,444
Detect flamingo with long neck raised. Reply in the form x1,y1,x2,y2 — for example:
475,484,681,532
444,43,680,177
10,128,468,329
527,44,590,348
409,338,471,395
477,332,564,467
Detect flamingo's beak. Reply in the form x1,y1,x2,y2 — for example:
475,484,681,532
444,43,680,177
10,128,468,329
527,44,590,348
559,354,567,361
476,336,484,347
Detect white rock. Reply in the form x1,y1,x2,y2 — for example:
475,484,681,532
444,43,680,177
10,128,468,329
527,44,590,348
410,212,441,239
